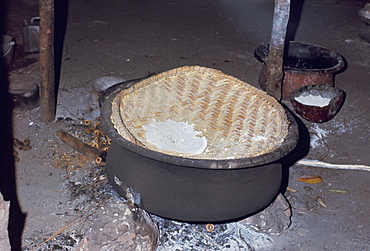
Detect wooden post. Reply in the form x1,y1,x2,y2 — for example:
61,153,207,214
264,0,290,101
0,193,11,250
39,0,56,122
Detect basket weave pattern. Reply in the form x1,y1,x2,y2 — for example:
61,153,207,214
111,66,289,159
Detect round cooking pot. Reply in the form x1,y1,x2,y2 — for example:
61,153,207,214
101,82,299,222
291,84,345,123
255,41,344,100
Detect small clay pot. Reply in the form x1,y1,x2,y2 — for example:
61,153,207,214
255,41,345,100
290,84,345,123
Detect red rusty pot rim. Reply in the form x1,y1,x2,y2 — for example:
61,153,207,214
255,41,345,74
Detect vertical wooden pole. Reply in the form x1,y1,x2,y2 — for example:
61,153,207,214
39,0,56,122
264,0,290,101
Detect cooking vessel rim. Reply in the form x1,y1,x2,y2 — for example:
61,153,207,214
254,41,345,74
101,78,299,169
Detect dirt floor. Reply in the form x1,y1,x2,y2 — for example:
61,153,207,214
1,0,370,250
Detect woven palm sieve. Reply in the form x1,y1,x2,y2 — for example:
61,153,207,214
111,65,289,160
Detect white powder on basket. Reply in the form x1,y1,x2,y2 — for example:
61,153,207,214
143,119,207,155
294,94,331,107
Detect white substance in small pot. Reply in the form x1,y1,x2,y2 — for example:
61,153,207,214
294,94,331,107
143,119,207,155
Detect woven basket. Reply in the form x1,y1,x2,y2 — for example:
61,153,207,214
111,66,289,160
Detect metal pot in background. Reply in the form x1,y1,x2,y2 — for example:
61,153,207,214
1,35,15,69
359,4,370,43
23,17,40,53
255,41,345,100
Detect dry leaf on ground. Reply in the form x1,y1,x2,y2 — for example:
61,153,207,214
297,175,323,184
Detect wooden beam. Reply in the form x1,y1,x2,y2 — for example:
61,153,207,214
39,0,56,122
264,0,290,101
56,129,106,161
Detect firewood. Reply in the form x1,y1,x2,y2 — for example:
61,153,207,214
56,129,106,161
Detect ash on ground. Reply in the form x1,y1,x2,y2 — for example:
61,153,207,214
152,194,290,251
21,157,289,251
21,165,159,251
152,216,274,251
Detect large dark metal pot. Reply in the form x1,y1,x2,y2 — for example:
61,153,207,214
101,82,298,223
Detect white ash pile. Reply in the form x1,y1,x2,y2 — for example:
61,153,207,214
153,194,291,251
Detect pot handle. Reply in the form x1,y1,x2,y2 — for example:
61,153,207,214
31,17,40,23
1,41,15,58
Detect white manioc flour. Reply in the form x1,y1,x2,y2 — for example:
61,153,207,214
294,94,331,107
143,119,207,155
